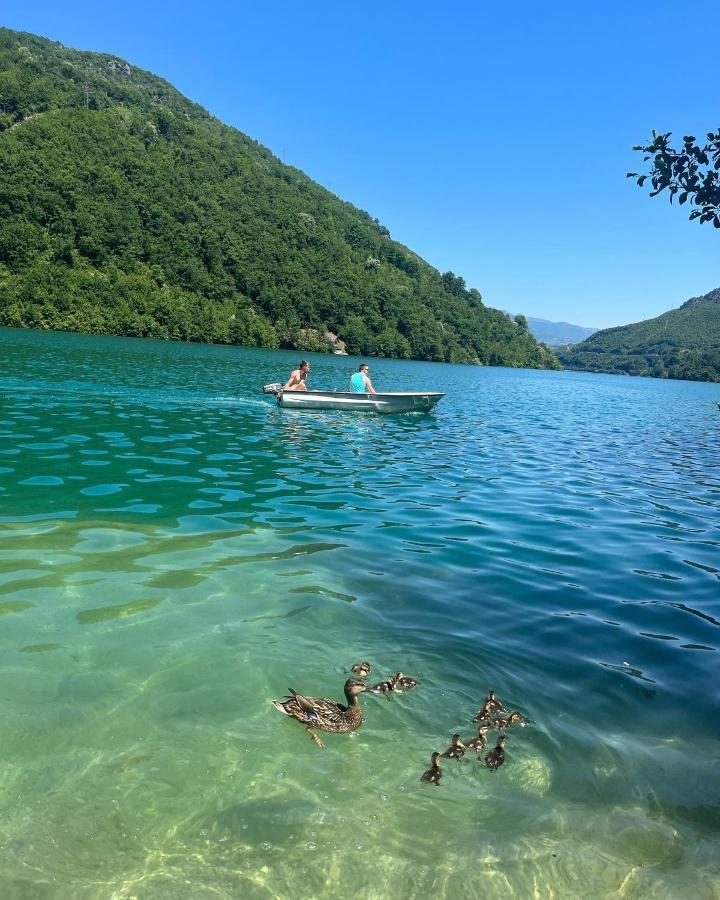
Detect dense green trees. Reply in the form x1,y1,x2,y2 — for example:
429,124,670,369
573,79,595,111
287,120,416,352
0,28,559,370
613,129,720,381
558,288,720,382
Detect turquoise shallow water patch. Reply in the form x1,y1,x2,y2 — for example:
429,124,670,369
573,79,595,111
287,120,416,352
1,327,719,898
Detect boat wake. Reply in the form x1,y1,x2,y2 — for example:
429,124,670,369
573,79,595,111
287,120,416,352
0,377,268,410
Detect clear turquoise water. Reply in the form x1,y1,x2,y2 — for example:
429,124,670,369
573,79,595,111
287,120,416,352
1,327,719,899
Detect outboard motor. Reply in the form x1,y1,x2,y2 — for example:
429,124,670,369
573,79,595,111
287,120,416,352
263,383,283,395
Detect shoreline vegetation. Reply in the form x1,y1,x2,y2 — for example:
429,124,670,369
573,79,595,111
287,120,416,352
0,28,558,371
2,29,717,383
558,287,720,383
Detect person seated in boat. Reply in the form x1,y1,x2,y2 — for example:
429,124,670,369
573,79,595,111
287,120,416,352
284,360,310,391
350,363,376,394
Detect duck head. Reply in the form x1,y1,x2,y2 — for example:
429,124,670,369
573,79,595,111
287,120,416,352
344,678,368,698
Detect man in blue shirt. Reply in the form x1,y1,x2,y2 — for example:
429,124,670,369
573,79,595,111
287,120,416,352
350,363,376,394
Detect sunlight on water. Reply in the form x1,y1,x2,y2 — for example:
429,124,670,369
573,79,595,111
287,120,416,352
1,328,719,898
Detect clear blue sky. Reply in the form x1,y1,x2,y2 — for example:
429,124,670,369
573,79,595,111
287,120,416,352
4,1,719,327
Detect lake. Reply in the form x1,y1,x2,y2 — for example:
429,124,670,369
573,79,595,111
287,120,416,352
1,326,719,898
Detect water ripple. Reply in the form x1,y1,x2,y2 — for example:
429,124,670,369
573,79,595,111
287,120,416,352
1,327,719,897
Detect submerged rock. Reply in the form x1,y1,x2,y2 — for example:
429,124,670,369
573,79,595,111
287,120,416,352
512,756,552,796
603,808,683,867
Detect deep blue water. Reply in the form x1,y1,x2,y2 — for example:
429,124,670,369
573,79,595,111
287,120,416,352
1,327,719,898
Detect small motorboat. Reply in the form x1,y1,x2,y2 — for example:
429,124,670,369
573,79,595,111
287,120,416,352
262,385,444,414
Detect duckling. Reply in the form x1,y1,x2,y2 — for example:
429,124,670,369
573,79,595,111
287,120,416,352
420,752,443,785
472,690,508,723
484,690,508,714
485,735,507,771
472,705,491,724
441,734,467,759
367,674,397,695
491,711,524,730
472,698,496,723
464,725,489,755
351,661,372,679
393,672,421,692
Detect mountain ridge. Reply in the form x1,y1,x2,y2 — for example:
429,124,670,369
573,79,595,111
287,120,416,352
522,316,598,347
557,287,720,382
0,28,558,370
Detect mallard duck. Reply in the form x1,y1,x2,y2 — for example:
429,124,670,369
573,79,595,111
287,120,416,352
491,711,524,730
420,752,443,785
485,735,507,770
272,678,367,749
393,672,420,691
351,661,372,679
465,725,489,755
441,734,466,759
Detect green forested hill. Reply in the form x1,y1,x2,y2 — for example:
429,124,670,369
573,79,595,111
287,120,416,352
0,28,558,368
558,288,720,382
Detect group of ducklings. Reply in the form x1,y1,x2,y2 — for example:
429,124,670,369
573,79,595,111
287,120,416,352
351,661,421,695
271,664,525,787
421,690,524,785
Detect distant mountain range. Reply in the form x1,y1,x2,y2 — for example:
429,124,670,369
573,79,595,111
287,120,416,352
523,317,598,347
557,288,720,382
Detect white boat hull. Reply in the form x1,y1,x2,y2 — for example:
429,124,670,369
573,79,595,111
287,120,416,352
274,389,444,414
